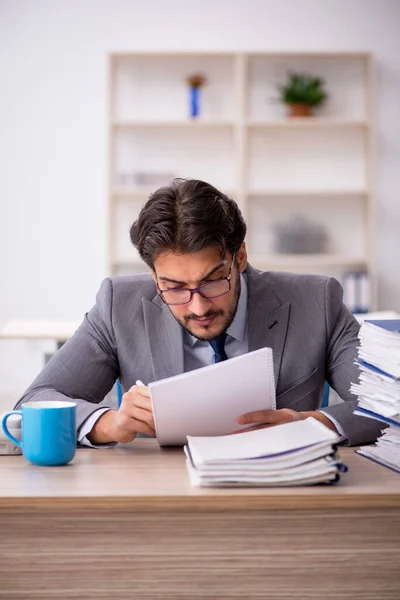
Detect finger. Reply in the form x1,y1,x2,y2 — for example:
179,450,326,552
238,423,273,433
229,423,272,435
122,389,151,409
237,409,277,425
118,398,155,430
117,413,155,436
121,390,152,414
127,418,155,436
127,383,151,397
117,411,155,435
131,406,155,430
133,395,153,412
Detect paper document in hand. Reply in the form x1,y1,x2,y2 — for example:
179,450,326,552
185,417,345,487
149,347,275,446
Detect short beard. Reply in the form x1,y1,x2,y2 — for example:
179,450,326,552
170,273,241,342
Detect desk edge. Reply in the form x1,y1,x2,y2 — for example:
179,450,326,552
1,494,400,511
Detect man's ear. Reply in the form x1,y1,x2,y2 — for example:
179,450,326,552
236,242,247,273
151,270,157,285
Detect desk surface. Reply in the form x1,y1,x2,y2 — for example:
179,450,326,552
0,319,81,341
0,440,399,510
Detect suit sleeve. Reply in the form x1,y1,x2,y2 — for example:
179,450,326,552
14,278,119,436
319,277,385,446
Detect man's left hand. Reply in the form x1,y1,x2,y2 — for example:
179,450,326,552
237,409,339,433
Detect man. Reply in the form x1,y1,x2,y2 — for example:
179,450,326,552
16,178,381,446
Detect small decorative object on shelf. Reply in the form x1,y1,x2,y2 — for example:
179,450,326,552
117,170,136,187
278,72,328,117
186,73,207,119
116,170,175,188
134,171,176,187
342,270,370,314
272,215,328,254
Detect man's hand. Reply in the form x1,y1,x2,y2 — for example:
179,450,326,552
87,383,154,444
237,409,339,433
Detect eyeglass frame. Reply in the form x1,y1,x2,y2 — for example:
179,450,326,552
156,253,236,306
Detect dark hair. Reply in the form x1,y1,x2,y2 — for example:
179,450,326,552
130,178,247,269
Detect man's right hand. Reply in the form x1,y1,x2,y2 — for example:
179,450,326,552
87,383,154,444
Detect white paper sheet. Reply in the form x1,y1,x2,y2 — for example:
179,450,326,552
149,347,275,446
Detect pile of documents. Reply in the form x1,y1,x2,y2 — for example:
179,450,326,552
351,319,400,473
184,417,347,487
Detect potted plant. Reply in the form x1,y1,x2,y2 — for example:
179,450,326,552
278,72,327,117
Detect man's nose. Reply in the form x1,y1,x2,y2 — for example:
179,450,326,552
189,292,212,316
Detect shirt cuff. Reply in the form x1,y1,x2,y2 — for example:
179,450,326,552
78,408,118,448
319,410,348,443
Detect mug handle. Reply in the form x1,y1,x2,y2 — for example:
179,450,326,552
1,411,22,448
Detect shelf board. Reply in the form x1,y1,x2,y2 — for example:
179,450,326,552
111,51,237,59
112,119,367,129
248,189,368,197
112,255,367,274
247,119,369,128
110,51,372,61
248,254,368,269
111,187,237,199
112,188,367,199
247,51,371,59
111,120,234,129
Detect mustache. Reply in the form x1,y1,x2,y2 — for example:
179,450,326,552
184,309,224,322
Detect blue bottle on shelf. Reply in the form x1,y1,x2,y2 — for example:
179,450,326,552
190,85,200,118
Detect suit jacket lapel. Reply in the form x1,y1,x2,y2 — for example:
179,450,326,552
142,294,184,381
247,265,290,389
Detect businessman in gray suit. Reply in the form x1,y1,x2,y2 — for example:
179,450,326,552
17,178,381,446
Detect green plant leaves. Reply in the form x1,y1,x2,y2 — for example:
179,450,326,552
278,72,327,107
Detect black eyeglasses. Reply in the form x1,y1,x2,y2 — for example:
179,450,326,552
157,254,236,306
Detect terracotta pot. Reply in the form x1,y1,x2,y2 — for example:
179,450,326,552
287,103,312,117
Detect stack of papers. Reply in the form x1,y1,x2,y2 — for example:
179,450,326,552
184,417,346,487
351,319,400,473
356,426,400,473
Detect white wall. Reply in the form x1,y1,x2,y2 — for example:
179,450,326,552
0,0,399,398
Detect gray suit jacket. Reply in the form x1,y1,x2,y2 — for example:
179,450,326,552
16,265,382,446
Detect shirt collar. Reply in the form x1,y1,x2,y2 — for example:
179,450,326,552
186,272,248,347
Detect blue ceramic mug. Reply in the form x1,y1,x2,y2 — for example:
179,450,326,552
1,400,76,466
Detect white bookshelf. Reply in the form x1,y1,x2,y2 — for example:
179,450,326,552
108,51,375,305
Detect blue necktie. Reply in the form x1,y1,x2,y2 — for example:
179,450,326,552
209,332,228,363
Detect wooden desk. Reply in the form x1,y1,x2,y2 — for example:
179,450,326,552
0,441,399,599
0,319,81,346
